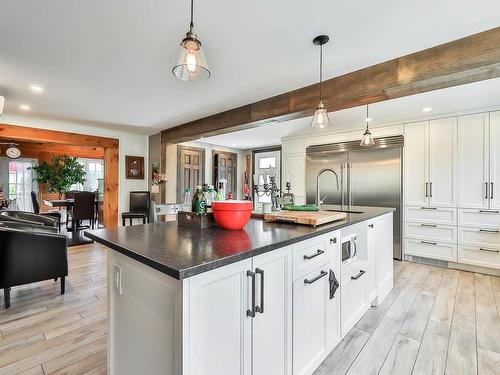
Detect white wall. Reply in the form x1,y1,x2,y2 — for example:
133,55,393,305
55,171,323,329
0,114,149,225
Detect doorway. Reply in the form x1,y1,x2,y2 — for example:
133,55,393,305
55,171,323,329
213,150,237,198
177,145,205,202
253,149,281,211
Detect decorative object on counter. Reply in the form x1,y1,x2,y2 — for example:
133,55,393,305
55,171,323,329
217,178,227,200
151,162,166,185
192,185,207,214
30,155,86,199
253,172,282,212
212,200,252,230
178,211,217,229
243,170,251,200
0,142,21,159
172,0,210,81
310,35,332,129
360,104,375,147
279,180,295,206
264,210,346,227
182,188,192,211
125,155,144,179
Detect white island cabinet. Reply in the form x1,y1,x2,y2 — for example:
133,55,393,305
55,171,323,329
105,212,393,375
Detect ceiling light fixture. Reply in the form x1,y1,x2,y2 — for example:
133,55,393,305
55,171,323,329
422,107,432,112
172,0,210,81
360,104,375,147
311,35,331,129
29,84,44,93
19,104,31,111
0,96,4,115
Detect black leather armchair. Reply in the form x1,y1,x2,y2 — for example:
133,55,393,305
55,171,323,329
0,210,59,229
0,226,68,308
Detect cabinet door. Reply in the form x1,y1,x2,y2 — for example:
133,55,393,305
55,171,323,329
341,260,369,336
186,259,252,375
293,265,336,375
404,121,428,206
429,117,457,207
252,247,292,375
490,111,500,210
458,113,490,209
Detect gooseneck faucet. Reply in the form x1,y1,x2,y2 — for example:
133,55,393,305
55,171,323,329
316,168,340,206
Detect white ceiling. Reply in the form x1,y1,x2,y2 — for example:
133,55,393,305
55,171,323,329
201,77,500,149
0,0,499,133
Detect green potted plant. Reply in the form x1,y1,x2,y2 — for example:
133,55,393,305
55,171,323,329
30,155,86,199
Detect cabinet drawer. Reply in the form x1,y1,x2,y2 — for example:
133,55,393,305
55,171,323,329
458,245,500,269
459,227,500,247
405,206,456,225
404,239,457,262
293,235,335,280
405,222,457,243
458,209,500,228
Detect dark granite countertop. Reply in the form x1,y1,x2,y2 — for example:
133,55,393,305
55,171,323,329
84,205,394,280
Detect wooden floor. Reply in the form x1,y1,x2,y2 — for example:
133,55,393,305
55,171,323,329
1,244,500,374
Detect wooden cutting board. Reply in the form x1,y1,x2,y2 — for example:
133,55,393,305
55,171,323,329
264,210,346,226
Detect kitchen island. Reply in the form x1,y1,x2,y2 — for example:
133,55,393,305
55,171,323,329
85,206,394,375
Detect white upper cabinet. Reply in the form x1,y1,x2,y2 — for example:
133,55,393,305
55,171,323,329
457,113,490,209
490,111,500,210
429,117,457,207
404,121,428,206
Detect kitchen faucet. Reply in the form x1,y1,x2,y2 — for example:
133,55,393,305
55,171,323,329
316,168,340,206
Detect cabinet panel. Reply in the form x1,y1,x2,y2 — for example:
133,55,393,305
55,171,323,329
490,111,500,210
458,208,500,228
458,245,500,269
429,117,457,207
405,223,457,243
457,113,489,209
252,247,292,375
404,121,428,206
282,154,306,197
405,239,457,262
341,260,369,336
293,236,331,280
186,260,252,375
405,206,456,225
459,227,500,248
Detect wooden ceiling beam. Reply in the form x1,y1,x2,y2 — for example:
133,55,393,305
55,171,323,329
161,27,500,144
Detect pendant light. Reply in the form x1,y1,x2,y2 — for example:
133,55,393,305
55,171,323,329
311,35,331,129
360,104,375,147
172,0,210,81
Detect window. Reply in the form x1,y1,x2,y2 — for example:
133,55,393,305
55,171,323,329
70,158,104,192
8,160,35,211
258,157,276,169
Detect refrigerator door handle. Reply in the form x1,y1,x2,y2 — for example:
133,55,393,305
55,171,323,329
341,162,345,206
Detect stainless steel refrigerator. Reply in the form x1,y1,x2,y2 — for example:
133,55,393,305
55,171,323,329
306,136,403,259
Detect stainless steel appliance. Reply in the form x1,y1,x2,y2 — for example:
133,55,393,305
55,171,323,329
306,136,403,259
341,233,358,264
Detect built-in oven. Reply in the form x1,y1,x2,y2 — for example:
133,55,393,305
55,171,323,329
341,234,358,264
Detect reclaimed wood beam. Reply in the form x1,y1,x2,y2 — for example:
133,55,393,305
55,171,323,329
161,27,500,144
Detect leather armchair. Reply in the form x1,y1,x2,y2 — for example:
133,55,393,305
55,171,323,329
0,210,59,228
0,226,68,308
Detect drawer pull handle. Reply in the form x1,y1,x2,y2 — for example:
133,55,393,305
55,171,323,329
478,210,500,214
480,248,500,253
304,270,328,285
330,237,337,244
491,183,494,200
421,224,437,227
303,249,324,260
420,207,437,210
246,271,256,318
421,241,437,246
368,224,374,228
479,229,499,233
351,270,366,280
256,268,264,314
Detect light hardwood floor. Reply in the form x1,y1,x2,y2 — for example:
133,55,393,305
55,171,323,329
1,244,500,374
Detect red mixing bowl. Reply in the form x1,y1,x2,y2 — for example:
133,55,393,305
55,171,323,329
212,200,253,230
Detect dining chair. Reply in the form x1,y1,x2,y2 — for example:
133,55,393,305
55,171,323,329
71,192,96,233
30,191,62,232
122,191,150,226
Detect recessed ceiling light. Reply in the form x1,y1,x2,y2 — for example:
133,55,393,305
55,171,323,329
29,84,44,93
19,104,31,111
365,117,372,122
232,144,237,147
422,107,432,112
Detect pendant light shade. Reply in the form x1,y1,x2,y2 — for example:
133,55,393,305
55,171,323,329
311,35,332,129
172,0,210,81
360,104,375,146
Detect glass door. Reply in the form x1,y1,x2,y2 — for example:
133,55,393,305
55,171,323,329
8,159,36,211
253,150,280,211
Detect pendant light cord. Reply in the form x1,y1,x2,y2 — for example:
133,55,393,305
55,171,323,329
319,44,323,102
366,104,369,130
190,0,194,28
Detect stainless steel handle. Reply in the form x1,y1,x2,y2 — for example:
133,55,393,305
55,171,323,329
304,270,328,285
330,237,337,244
429,182,433,197
479,229,499,233
479,210,500,214
421,207,437,210
246,270,256,318
256,268,264,314
368,223,374,228
421,240,437,245
491,183,494,200
485,182,489,199
425,183,429,197
421,224,437,227
303,249,325,260
351,270,366,280
480,248,500,253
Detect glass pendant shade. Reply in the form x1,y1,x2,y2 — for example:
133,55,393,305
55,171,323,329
360,127,375,146
311,101,331,129
173,32,210,81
